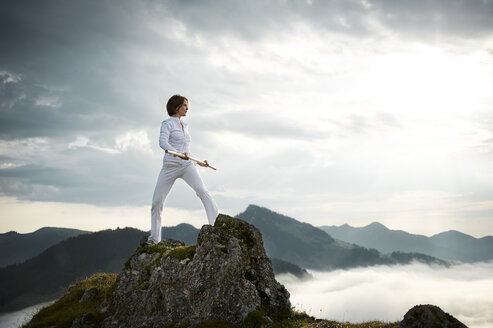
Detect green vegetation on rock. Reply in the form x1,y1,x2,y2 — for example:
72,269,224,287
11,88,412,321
24,273,117,328
135,243,196,262
168,245,196,260
137,243,170,255
215,214,256,249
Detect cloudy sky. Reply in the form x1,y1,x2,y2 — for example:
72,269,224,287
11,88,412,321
1,0,493,236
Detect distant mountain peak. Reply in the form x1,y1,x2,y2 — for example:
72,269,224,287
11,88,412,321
245,204,269,212
431,230,476,241
172,223,197,229
2,231,18,236
35,227,59,232
241,204,311,227
365,222,389,230
320,220,493,263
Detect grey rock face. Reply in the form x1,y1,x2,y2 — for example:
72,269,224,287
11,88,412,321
79,288,98,303
399,304,467,328
103,214,291,327
71,313,97,328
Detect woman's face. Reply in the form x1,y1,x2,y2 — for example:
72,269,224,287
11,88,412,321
175,99,189,117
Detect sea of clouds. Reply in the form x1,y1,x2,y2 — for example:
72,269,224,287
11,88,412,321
0,300,54,328
277,261,493,328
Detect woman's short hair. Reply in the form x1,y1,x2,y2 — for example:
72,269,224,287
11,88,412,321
166,94,189,116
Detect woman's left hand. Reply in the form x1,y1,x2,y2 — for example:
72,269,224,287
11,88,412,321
198,160,209,167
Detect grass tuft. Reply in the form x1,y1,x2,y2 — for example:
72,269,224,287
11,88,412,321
167,245,197,261
23,273,117,328
135,243,196,263
136,243,171,255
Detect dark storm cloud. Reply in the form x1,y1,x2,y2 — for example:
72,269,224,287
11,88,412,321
160,0,371,38
0,72,119,139
0,147,158,205
0,164,75,202
372,0,493,39
0,0,178,140
160,0,493,40
0,0,142,75
0,164,76,187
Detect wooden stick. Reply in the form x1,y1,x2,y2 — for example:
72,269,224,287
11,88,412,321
165,150,217,170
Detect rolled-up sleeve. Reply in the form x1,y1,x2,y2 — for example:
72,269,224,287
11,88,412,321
159,121,177,152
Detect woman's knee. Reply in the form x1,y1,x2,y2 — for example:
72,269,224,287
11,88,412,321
195,187,210,199
151,198,164,212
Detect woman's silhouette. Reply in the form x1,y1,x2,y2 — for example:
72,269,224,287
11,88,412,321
147,94,218,244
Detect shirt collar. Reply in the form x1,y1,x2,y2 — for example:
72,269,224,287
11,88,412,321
170,116,186,125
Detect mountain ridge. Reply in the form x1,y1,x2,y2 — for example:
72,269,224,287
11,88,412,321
320,222,493,262
236,205,447,270
0,227,146,313
0,227,90,267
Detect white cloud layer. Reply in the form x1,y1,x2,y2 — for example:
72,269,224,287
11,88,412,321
0,300,54,328
277,261,493,328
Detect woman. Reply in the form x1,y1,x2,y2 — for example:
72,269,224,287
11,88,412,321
147,94,219,244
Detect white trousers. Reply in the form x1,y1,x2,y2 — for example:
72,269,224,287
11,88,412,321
149,162,218,243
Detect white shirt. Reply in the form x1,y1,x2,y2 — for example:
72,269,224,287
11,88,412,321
159,116,191,165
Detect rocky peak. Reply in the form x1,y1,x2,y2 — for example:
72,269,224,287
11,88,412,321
399,304,467,328
102,214,291,327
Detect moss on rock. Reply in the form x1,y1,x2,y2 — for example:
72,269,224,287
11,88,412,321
136,243,171,256
215,214,256,250
24,273,117,328
168,245,196,261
